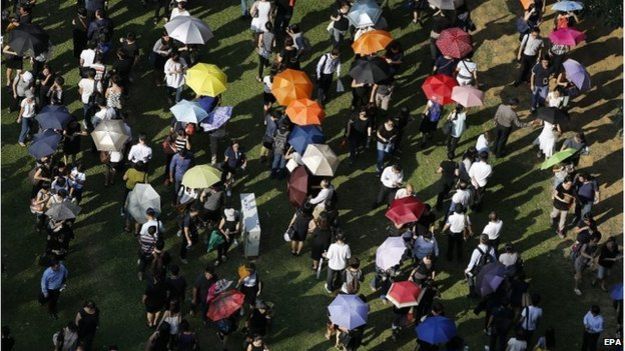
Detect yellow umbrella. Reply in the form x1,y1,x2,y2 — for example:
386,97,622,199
185,63,228,97
181,164,222,189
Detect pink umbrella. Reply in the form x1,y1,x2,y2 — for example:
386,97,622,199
451,86,484,107
549,28,585,46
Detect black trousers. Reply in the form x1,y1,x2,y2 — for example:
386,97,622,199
446,232,463,261
47,289,61,315
581,331,600,351
375,185,397,207
258,55,270,79
435,182,453,210
446,135,460,159
317,73,333,103
494,125,512,157
489,327,509,351
516,54,537,84
154,0,169,20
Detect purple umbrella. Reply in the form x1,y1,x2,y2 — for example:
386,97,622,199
375,236,406,270
476,262,507,297
327,294,369,330
562,59,591,91
200,106,232,132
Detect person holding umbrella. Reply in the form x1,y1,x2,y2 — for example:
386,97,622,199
3,43,23,95
169,149,194,204
464,234,496,297
16,90,36,146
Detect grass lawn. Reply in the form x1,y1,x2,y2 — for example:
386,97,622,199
1,0,623,349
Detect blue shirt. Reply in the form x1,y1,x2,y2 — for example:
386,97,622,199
170,153,194,181
41,265,68,294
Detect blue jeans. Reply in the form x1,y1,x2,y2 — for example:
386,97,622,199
531,85,548,110
83,102,95,130
18,117,32,143
166,86,183,104
272,153,286,170
240,0,252,15
376,142,393,172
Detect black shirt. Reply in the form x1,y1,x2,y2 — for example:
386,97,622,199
166,275,188,300
553,183,574,210
598,245,619,269
532,64,552,87
376,125,396,144
332,10,349,31
440,160,458,186
280,47,300,70
194,274,216,305
434,56,456,76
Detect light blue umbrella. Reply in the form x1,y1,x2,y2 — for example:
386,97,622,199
551,1,583,12
328,294,369,330
347,0,382,28
170,99,209,124
200,106,233,131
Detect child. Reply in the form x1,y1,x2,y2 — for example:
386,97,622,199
68,164,86,204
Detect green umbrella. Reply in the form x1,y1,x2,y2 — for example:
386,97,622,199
540,148,578,170
181,164,222,189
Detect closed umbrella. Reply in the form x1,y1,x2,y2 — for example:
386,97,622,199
46,202,81,221
181,164,222,189
476,262,507,297
347,0,382,28
536,107,570,128
28,129,61,159
349,57,392,84
422,74,458,105
90,119,131,152
610,283,623,301
8,23,49,56
327,294,369,330
549,28,585,46
288,125,325,154
551,1,583,11
286,98,325,126
35,105,71,130
271,69,313,106
375,236,406,270
206,289,245,321
415,316,457,345
170,99,209,124
287,166,309,207
562,59,591,91
540,148,578,170
428,0,455,10
436,28,472,59
387,281,422,308
126,184,161,224
385,196,426,226
165,16,214,45
451,85,484,107
352,30,393,55
185,63,227,97
302,144,339,177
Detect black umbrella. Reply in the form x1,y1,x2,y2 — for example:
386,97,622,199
28,129,61,159
8,23,50,56
35,105,71,130
46,202,81,221
536,107,571,129
349,57,392,84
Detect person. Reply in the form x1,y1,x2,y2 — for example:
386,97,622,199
1,326,15,351
286,202,314,256
499,243,521,271
3,44,24,106
409,255,436,284
250,0,273,34
329,2,350,48
151,32,173,85
324,232,350,293
47,76,65,106
310,212,333,271
37,64,55,108
176,320,199,350
214,207,241,265
40,259,68,319
200,184,225,226
529,56,553,113
419,98,443,148
345,108,372,163
169,149,194,203
374,164,403,208
179,206,200,264
145,322,170,351
487,298,514,351
256,22,275,82
506,328,528,351
434,156,458,210
246,300,272,338
53,322,79,351
455,53,478,86
315,48,341,104
581,305,603,351
571,172,600,224
309,179,334,207
412,232,439,262
443,205,472,262
128,134,153,165
550,176,574,238
270,121,289,178
519,293,543,346
143,274,168,328
87,9,113,47
592,236,621,291
445,104,467,159
277,37,300,70
376,118,398,173
11,70,34,117
493,98,526,157
157,300,182,349
247,335,270,351
465,234,496,297
237,262,262,311
433,53,456,77
514,27,544,86
534,117,560,159
77,69,102,130
92,96,116,128
170,0,190,20
16,90,36,146
573,234,599,296
138,211,162,279
75,300,99,351
341,257,364,294
482,211,503,250
105,74,124,114
191,265,216,319
122,161,148,219
468,151,492,210
560,132,587,167
222,140,247,191
350,79,370,111
163,52,187,105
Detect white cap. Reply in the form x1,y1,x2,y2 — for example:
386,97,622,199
224,208,236,221
22,71,33,82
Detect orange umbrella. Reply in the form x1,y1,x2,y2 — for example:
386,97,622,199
271,69,313,106
519,0,533,9
285,98,325,126
352,30,394,55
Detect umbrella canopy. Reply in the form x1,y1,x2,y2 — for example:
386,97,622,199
185,63,227,97
206,289,245,321
352,30,393,55
422,74,458,105
349,57,392,84
428,0,455,10
35,105,71,130
170,99,209,124
165,16,214,45
91,119,131,152
181,164,222,189
200,106,233,132
45,202,81,221
451,85,484,107
375,236,406,270
476,262,507,297
519,0,533,9
28,129,61,159
126,184,161,224
8,23,50,56
302,144,339,176
436,28,472,59
549,28,585,46
562,59,591,91
551,0,583,11
197,96,218,113
387,281,422,308
415,316,457,345
610,283,623,301
385,196,426,226
536,107,570,128
286,98,325,126
272,69,313,106
288,125,325,154
347,0,383,28
540,148,578,170
327,294,369,330
288,166,309,207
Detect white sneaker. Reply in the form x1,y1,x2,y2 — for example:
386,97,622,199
176,230,182,237
574,288,582,295
137,259,141,265
180,258,188,264
324,284,332,294
231,240,239,249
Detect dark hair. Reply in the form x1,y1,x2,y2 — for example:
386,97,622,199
288,24,300,33
392,164,402,172
431,301,444,314
454,204,465,214
265,21,273,32
335,232,345,242
478,151,489,161
84,300,97,309
147,226,157,235
170,264,180,275
284,37,294,47
95,9,106,18
315,212,329,230
96,96,106,107
479,234,489,244
138,133,147,142
331,48,340,56
531,293,541,305
506,97,520,106
179,319,190,332
531,26,540,34
77,7,87,16
49,259,60,267
86,68,96,79
155,239,165,250
146,208,156,216
126,32,136,41
54,76,65,85
591,305,600,314
205,264,215,274
348,257,360,268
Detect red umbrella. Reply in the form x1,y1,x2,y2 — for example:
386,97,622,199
287,166,309,207
387,281,422,308
206,289,245,321
436,27,472,59
385,196,426,226
421,74,458,105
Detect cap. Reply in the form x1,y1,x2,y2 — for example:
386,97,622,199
22,71,33,82
224,208,236,221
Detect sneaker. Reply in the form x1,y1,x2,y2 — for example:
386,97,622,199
138,272,143,281
574,288,582,295
180,258,189,264
324,284,332,294
176,230,182,237
137,259,141,265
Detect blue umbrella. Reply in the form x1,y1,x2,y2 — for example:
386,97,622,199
415,316,457,345
611,283,623,301
200,106,233,132
28,129,61,159
327,294,369,330
35,105,71,130
197,96,218,113
551,1,583,12
347,0,382,28
170,99,209,124
476,262,507,297
288,125,324,154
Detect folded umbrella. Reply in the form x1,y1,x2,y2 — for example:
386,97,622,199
387,281,422,308
415,316,457,345
428,0,455,10
28,129,61,159
288,125,325,154
91,119,131,152
185,63,227,97
549,28,585,46
375,236,406,270
35,105,71,130
476,262,507,297
610,283,623,301
327,294,369,330
287,166,309,207
200,106,233,132
385,196,426,226
352,30,393,55
126,184,161,224
536,107,570,129
181,164,222,189
347,0,383,28
46,202,81,221
8,23,50,56
540,148,578,170
562,59,591,91
451,85,484,107
165,16,214,45
551,0,583,11
349,57,392,84
170,99,209,124
436,27,472,59
206,289,245,321
422,74,458,105
286,98,325,126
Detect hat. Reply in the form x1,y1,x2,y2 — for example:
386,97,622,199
176,0,186,3
22,71,33,82
24,90,35,99
213,279,233,294
224,208,236,221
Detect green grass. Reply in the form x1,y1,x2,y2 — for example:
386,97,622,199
1,0,623,350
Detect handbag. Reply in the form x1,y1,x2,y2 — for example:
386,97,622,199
283,226,294,242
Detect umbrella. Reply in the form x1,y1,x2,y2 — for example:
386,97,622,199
126,184,161,224
170,99,209,124
197,96,218,113
181,164,222,189
45,202,81,221
385,196,426,226
200,106,233,132
90,119,131,152
551,0,583,11
536,107,570,127
35,105,71,130
271,69,313,106
610,283,623,301
549,28,585,46
352,30,393,55
302,144,339,177
346,0,383,28
519,0,533,9
436,28,472,59
451,85,484,107
415,316,457,345
8,23,50,56
327,294,369,330
375,236,406,270
28,129,61,159
422,74,458,105
476,262,507,297
562,59,591,91
286,98,325,126
288,125,325,154
349,57,392,84
164,16,214,45
206,289,245,321
287,166,309,207
428,0,455,10
387,281,422,308
185,63,227,97
540,148,579,170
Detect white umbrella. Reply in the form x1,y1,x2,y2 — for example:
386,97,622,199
302,144,339,176
428,0,456,10
91,120,131,152
126,184,161,224
346,0,383,28
165,16,214,45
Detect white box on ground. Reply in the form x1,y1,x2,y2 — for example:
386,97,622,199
240,193,261,257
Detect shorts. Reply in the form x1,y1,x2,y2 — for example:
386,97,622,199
597,265,610,279
574,256,589,273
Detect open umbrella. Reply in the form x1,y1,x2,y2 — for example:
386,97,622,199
8,23,50,56
165,16,214,45
415,316,457,345
385,196,426,226
91,119,131,152
349,57,392,84
476,262,507,297
206,289,245,321
436,28,472,59
328,294,369,330
302,144,339,176
549,28,585,46
352,30,393,55
200,106,233,132
375,236,406,270
540,148,578,170
288,125,325,154
126,184,161,224
28,129,61,159
170,99,209,124
288,166,309,207
197,96,218,113
536,107,570,128
272,69,313,106
286,98,325,126
551,0,583,11
347,0,383,28
428,0,455,10
35,105,71,130
181,164,222,189
610,283,623,301
422,74,458,105
562,59,591,91
519,0,533,9
451,85,484,107
46,202,81,221
387,281,422,308
185,63,227,97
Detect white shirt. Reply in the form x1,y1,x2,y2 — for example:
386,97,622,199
20,98,36,118
466,243,496,272
69,168,86,190
78,78,102,104
262,75,272,94
456,59,477,85
93,107,117,126
482,219,503,240
316,53,341,77
583,311,604,333
80,49,96,67
380,167,403,188
164,58,187,89
170,8,190,20
128,143,153,163
140,219,165,236
499,252,518,266
520,305,543,331
506,338,527,351
326,242,351,270
447,212,470,234
110,151,123,163
468,160,492,188
451,189,471,207
394,188,412,199
475,134,489,153
309,186,334,205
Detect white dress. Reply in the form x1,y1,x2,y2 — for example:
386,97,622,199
538,121,557,158
250,1,271,33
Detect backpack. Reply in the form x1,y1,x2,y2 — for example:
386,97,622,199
272,129,289,154
472,246,495,274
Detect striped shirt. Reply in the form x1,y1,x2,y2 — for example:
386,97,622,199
139,232,158,254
